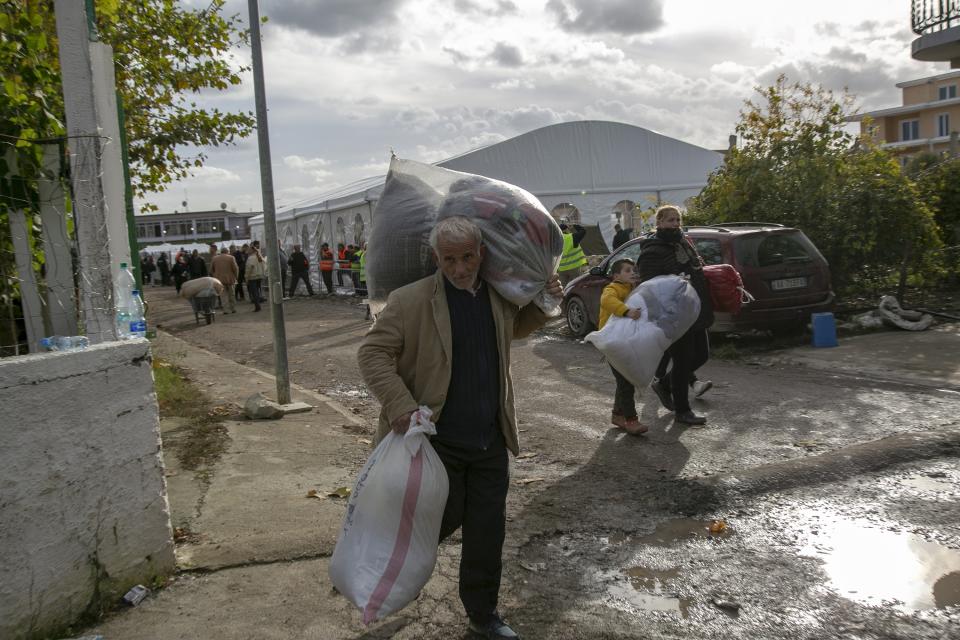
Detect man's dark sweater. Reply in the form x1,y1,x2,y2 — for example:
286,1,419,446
435,277,500,450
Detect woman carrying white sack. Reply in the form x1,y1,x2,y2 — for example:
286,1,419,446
638,205,714,425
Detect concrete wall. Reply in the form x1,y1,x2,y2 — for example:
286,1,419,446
0,340,175,640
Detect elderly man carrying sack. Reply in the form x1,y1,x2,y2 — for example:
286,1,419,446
357,216,562,640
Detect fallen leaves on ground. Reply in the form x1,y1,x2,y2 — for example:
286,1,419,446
328,486,351,499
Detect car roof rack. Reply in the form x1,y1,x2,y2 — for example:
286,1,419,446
707,222,786,228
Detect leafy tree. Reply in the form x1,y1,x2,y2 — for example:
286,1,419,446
1,0,255,349
913,156,960,279
97,0,255,204
1,0,255,207
690,75,940,295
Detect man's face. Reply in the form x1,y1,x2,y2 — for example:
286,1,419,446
434,236,484,291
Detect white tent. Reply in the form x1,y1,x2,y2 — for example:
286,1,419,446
248,121,723,284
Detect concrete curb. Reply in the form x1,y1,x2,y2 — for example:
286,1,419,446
157,330,363,426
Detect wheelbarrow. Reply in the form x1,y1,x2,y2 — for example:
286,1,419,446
190,290,219,325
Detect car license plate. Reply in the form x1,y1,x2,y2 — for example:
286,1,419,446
771,277,807,290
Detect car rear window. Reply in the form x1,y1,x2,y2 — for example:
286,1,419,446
691,238,723,265
734,231,823,268
605,242,643,274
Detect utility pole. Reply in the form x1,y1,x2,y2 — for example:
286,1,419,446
54,0,118,343
247,0,291,404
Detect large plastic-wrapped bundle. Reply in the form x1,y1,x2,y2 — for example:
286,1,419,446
631,276,702,341
585,276,700,388
179,276,224,299
366,157,564,315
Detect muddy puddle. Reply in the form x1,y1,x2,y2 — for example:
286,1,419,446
593,519,731,617
799,512,960,610
598,566,692,618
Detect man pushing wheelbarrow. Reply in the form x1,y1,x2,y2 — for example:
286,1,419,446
179,276,225,325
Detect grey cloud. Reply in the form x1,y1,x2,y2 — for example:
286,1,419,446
490,42,524,67
814,22,841,38
826,46,868,64
262,0,405,37
454,0,519,16
443,47,472,64
758,61,895,102
546,0,663,35
339,32,403,55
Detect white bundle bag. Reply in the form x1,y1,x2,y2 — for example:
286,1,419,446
329,407,449,624
585,275,701,388
179,276,224,299
366,157,564,317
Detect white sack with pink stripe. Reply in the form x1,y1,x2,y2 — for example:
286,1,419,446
329,407,450,624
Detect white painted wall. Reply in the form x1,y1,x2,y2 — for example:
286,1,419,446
0,340,175,640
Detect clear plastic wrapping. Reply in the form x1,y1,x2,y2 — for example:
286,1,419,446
366,157,564,315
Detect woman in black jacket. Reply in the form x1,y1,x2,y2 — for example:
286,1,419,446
637,205,713,425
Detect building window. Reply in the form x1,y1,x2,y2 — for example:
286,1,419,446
938,85,957,100
938,113,950,138
900,119,920,141
195,218,221,235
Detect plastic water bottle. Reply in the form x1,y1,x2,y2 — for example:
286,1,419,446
39,335,90,352
129,290,147,339
115,262,136,339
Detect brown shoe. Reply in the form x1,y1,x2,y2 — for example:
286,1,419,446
611,413,627,428
623,418,649,435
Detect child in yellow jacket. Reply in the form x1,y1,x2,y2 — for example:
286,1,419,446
599,258,648,435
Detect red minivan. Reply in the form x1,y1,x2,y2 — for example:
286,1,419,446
562,223,834,336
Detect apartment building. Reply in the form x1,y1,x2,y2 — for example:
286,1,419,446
850,69,960,163
133,208,260,248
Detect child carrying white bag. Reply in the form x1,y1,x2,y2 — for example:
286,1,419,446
329,407,449,624
586,275,700,389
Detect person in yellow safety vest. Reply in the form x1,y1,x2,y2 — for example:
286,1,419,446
558,222,588,286
350,244,363,295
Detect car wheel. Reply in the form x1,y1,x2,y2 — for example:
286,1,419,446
566,296,594,338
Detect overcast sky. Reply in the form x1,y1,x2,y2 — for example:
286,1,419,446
140,0,944,215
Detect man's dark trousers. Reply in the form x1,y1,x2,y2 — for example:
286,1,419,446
288,271,313,297
432,433,509,619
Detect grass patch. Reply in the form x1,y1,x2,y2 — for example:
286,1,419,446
153,358,230,471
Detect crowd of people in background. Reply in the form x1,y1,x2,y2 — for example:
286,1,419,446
139,240,368,312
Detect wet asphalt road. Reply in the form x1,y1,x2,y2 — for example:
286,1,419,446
148,288,960,639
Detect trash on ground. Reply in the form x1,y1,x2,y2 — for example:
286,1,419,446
854,296,934,331
711,597,741,611
519,561,547,572
122,584,149,606
327,486,351,499
708,520,728,534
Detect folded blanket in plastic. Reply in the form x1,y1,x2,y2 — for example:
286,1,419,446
585,276,701,388
366,157,564,316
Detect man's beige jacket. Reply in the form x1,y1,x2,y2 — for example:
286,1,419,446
358,270,549,456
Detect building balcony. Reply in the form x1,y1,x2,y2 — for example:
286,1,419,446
912,0,960,65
